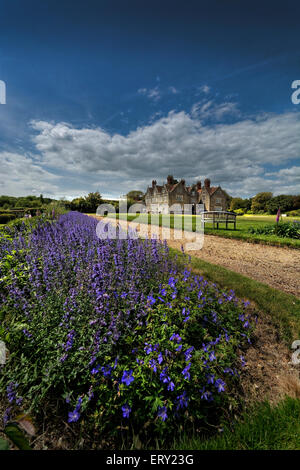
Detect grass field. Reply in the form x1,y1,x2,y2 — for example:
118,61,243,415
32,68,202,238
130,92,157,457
172,397,300,450
99,213,300,248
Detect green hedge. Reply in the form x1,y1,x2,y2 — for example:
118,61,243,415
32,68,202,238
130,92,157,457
0,213,17,224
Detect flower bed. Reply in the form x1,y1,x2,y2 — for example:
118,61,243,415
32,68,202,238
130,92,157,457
0,212,254,446
248,222,300,239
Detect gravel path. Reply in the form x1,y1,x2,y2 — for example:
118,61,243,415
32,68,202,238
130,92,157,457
94,217,300,298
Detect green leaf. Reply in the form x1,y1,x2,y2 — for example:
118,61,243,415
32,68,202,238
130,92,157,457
4,424,31,450
0,437,10,450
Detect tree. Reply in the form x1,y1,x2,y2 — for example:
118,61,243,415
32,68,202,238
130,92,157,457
84,192,103,212
126,191,144,201
230,197,251,212
68,192,103,213
251,192,273,213
266,195,294,214
292,195,300,210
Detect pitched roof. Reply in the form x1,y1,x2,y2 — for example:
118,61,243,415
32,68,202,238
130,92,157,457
197,186,219,195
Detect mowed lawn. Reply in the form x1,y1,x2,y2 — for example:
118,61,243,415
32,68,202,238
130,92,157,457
100,213,300,249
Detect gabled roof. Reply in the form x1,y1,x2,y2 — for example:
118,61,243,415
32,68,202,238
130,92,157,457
198,186,219,195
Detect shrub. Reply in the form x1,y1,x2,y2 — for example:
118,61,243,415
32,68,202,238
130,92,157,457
234,209,245,215
0,212,254,446
0,213,16,224
286,210,300,217
248,222,300,239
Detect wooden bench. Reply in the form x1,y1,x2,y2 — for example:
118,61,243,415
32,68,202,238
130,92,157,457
201,211,237,230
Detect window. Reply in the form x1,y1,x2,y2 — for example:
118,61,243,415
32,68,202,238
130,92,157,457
215,206,222,211
216,198,221,204
176,195,183,201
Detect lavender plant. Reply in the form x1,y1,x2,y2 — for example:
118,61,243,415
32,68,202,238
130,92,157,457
0,212,254,446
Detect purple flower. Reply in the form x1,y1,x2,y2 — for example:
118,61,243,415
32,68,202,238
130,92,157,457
101,365,112,377
16,397,23,406
122,403,131,418
121,370,134,386
75,396,83,411
147,295,156,305
184,347,194,361
170,333,182,343
200,388,213,402
209,351,216,361
168,277,176,288
157,406,168,421
68,410,80,423
160,367,170,383
240,355,246,367
167,381,175,391
22,328,32,338
144,343,153,354
3,407,12,425
215,379,226,393
182,362,191,381
157,353,163,364
149,359,157,373
206,374,215,384
175,391,189,410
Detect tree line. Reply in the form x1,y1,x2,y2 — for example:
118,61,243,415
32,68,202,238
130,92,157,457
229,192,300,215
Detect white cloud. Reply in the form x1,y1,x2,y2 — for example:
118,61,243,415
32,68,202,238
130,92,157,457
191,100,240,120
0,151,60,196
138,86,161,101
199,84,210,94
28,109,300,198
169,86,179,94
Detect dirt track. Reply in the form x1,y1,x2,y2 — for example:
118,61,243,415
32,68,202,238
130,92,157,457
95,217,300,298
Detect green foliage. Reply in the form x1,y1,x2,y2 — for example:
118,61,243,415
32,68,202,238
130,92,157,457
248,222,300,239
67,192,103,213
0,213,17,224
230,197,251,212
172,397,300,450
113,213,300,248
266,195,295,214
0,438,10,450
251,192,273,213
126,191,144,201
3,424,31,450
234,208,245,215
0,216,253,446
287,209,300,217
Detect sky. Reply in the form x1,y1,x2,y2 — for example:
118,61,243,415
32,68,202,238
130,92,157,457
0,0,299,200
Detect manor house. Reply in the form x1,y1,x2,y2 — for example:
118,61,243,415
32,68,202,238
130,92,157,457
145,175,227,214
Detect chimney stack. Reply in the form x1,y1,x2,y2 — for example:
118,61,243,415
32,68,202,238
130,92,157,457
204,178,211,189
196,180,201,190
167,175,174,185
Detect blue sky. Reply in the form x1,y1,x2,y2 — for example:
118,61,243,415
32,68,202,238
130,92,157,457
0,0,299,199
